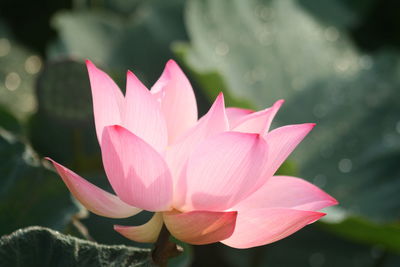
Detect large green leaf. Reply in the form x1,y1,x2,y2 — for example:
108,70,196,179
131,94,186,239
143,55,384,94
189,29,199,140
182,0,360,108
0,128,79,235
181,0,400,250
0,226,152,267
279,51,400,223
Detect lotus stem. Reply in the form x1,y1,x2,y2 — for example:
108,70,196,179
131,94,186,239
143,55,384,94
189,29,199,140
152,224,183,266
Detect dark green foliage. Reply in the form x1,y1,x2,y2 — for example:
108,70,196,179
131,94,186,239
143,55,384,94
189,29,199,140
0,226,152,267
0,129,80,235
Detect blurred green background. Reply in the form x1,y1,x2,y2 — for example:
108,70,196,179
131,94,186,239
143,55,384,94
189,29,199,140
0,0,400,266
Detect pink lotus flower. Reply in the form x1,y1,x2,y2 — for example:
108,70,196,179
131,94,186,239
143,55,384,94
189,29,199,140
47,60,337,248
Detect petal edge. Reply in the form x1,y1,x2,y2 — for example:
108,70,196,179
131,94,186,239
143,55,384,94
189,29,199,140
232,99,284,134
86,60,124,144
46,158,141,218
234,175,338,211
222,208,325,249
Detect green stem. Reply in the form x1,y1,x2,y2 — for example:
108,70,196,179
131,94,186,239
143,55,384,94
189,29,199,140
152,225,183,266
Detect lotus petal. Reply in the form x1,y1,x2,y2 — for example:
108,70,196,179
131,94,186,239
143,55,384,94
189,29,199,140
166,93,229,193
101,125,173,211
226,107,253,127
114,213,163,243
46,158,141,218
232,100,284,134
177,131,268,211
151,60,198,144
222,208,325,249
124,71,168,151
86,60,124,144
164,210,237,245
261,123,315,181
234,176,338,211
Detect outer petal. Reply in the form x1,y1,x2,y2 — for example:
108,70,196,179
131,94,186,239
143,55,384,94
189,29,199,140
234,176,338,211
114,213,163,243
226,107,253,127
151,60,198,144
176,132,268,211
261,123,315,181
163,210,237,245
46,158,141,218
166,93,229,193
123,70,168,152
232,100,284,134
86,60,124,144
221,208,325,249
101,125,173,211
